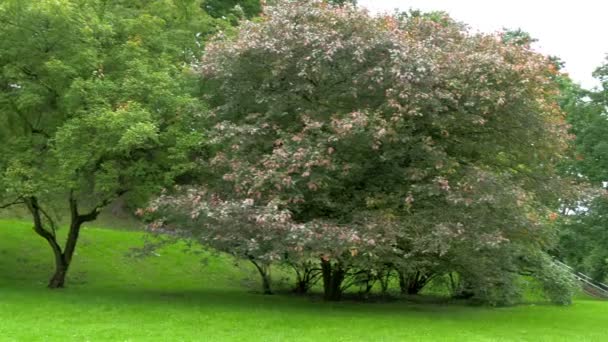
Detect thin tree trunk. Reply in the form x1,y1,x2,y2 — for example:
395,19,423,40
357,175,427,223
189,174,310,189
398,270,407,295
26,197,66,288
408,271,421,295
294,272,309,294
47,219,85,288
48,257,69,288
321,259,345,301
26,194,100,288
249,258,273,295
260,272,272,295
379,269,392,295
361,271,375,295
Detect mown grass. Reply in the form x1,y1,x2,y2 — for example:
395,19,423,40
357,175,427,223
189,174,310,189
1,218,607,341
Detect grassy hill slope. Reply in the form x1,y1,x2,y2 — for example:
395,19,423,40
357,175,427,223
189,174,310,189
1,219,607,341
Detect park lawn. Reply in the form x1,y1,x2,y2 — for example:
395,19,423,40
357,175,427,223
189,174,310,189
0,219,607,341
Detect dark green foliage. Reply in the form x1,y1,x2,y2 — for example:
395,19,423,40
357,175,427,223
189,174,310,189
556,59,608,283
326,0,357,6
560,196,608,282
501,28,537,46
203,0,262,20
559,76,607,185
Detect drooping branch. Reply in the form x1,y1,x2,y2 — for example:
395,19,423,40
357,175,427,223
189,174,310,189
68,189,129,224
0,197,25,209
88,189,128,222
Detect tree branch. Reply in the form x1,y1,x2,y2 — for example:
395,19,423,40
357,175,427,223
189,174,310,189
0,197,25,209
78,189,129,223
25,197,59,244
37,204,58,238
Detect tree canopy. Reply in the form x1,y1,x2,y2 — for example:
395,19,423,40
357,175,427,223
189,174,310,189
149,0,576,304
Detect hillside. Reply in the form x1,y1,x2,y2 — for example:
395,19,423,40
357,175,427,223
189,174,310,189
1,219,607,341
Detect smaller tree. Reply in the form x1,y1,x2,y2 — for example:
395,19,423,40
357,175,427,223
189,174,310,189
0,0,218,288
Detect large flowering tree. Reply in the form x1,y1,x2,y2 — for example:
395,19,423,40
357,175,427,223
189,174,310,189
155,1,575,302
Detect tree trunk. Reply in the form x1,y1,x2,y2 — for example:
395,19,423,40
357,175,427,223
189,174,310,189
292,265,307,294
261,272,272,295
408,277,423,295
398,270,430,295
48,257,69,288
26,195,99,289
398,270,407,295
46,219,84,288
379,270,391,295
359,271,375,295
294,280,304,294
249,258,273,295
321,259,345,301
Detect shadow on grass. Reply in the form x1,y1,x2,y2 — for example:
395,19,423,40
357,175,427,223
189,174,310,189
0,278,535,322
0,256,568,319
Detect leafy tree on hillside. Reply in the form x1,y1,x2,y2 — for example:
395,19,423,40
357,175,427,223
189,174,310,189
0,0,220,288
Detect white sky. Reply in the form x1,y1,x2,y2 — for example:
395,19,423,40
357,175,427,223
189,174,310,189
358,0,608,89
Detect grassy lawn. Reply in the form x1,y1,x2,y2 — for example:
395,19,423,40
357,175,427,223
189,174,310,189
1,218,607,341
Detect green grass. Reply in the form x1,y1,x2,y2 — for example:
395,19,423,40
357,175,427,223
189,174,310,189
1,219,608,341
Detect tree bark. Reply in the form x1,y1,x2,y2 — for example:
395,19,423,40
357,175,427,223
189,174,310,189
379,269,392,295
48,257,69,288
261,272,272,295
26,195,100,288
321,259,345,301
249,258,273,295
47,219,85,288
398,270,407,295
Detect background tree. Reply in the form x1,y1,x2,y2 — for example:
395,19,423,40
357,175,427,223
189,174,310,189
556,58,608,282
0,0,220,288
326,0,358,6
203,0,262,24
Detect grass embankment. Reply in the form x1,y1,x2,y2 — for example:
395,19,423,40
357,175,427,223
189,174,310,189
0,219,607,341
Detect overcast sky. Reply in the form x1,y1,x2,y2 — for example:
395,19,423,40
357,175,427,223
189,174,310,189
358,0,608,89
